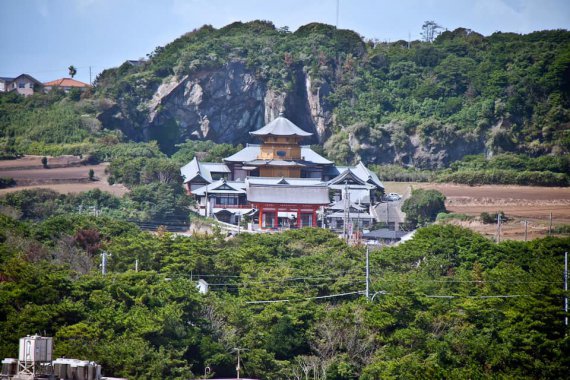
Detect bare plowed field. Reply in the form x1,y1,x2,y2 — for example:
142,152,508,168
384,182,570,241
0,157,128,196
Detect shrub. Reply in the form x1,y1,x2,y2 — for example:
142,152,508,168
436,212,473,222
372,164,434,182
402,189,446,228
0,177,15,189
437,169,569,187
480,211,507,224
553,224,570,234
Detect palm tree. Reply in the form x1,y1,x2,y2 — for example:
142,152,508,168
68,65,77,78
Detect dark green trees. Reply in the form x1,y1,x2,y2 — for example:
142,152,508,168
68,65,77,78
402,188,447,227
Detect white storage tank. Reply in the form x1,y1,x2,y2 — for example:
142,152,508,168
18,335,53,363
1,358,18,376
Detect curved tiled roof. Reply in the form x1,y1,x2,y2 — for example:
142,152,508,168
180,157,230,184
224,144,333,165
250,116,312,137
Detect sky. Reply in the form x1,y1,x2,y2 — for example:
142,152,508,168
1,0,569,85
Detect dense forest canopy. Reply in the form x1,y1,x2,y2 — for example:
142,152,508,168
0,193,568,379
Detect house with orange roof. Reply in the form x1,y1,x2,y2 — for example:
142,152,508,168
43,78,91,93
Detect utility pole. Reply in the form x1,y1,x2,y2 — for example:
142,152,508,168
135,259,139,272
89,66,92,85
524,220,528,242
496,213,502,243
346,190,351,243
343,181,349,243
564,252,568,328
365,245,370,300
549,212,553,236
100,251,110,275
233,348,246,379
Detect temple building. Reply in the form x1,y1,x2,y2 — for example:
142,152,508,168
180,115,384,230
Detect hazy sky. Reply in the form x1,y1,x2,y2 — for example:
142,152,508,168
1,0,569,84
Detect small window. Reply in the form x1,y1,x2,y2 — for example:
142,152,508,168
18,82,25,89
276,150,286,157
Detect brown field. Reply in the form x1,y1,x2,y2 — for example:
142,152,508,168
384,182,570,241
0,157,128,196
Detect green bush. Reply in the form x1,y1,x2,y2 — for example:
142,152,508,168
480,211,507,224
553,224,570,234
437,169,569,186
436,212,473,222
372,164,434,182
402,189,447,228
0,177,15,189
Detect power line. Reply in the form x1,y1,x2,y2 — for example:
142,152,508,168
206,277,361,285
245,290,363,304
184,269,366,279
370,291,553,300
368,277,563,285
165,272,560,286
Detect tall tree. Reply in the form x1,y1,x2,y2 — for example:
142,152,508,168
421,20,443,42
68,65,77,78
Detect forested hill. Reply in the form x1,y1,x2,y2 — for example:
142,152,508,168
2,21,570,168
93,21,570,167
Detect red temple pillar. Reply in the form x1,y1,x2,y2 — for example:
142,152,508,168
312,208,318,227
274,210,279,229
297,207,302,228
258,205,263,229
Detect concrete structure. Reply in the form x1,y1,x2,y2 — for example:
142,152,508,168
362,228,409,244
197,279,209,294
1,335,109,380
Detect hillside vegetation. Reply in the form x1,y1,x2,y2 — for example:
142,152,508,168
0,198,568,378
1,21,569,184
94,21,570,165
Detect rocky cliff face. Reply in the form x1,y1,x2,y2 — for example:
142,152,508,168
109,61,334,152
97,62,482,167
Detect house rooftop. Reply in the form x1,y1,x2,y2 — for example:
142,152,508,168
247,177,324,186
180,157,231,184
363,228,408,240
224,144,332,165
246,180,329,205
4,74,43,86
192,179,246,196
44,78,91,88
